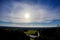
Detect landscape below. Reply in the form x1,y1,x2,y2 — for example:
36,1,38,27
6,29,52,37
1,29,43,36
0,26,60,40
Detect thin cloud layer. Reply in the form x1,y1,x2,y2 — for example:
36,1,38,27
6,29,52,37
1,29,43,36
0,1,60,23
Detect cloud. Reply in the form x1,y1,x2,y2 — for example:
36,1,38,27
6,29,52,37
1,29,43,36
0,23,56,27
0,1,60,23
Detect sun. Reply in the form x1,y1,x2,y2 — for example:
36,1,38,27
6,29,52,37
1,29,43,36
24,13,30,19
23,12,32,22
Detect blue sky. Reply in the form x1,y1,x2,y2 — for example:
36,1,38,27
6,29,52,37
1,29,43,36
0,0,60,27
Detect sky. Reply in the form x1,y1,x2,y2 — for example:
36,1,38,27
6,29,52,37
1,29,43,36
0,0,60,27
